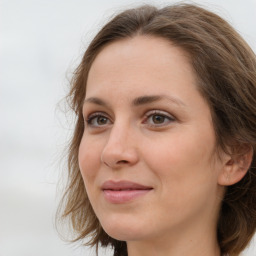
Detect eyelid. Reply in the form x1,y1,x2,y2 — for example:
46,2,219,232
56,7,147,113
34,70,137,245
144,109,175,119
85,111,108,120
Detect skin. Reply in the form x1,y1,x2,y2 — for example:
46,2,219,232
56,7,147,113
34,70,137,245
78,36,231,256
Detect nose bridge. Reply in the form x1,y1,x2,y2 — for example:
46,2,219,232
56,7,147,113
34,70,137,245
101,118,138,167
106,118,133,151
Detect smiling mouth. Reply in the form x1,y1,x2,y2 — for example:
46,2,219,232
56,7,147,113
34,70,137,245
101,180,153,204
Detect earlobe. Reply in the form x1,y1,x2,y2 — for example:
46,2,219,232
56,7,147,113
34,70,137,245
218,145,253,186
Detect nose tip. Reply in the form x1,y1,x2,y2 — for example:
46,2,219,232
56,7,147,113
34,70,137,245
100,128,139,169
101,147,139,168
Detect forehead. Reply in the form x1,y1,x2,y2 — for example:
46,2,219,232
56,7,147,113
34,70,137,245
86,36,196,95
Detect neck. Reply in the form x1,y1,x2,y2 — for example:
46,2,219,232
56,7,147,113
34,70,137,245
127,221,221,256
127,237,221,256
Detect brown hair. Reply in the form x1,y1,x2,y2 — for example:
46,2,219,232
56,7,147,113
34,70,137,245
57,3,256,256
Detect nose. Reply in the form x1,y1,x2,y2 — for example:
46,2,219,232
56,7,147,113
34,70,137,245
101,122,139,169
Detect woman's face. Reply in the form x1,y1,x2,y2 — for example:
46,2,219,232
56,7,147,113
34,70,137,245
79,36,225,243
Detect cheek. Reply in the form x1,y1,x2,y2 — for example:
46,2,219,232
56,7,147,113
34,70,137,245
143,126,217,188
78,136,101,183
144,131,219,219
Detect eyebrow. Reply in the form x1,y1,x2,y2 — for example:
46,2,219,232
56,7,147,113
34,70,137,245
83,97,108,106
132,95,186,107
83,95,186,107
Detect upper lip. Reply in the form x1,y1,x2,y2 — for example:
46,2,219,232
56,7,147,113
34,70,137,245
101,180,153,190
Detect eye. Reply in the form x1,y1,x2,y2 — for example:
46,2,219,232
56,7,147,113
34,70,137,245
151,115,166,124
143,110,175,127
86,112,111,127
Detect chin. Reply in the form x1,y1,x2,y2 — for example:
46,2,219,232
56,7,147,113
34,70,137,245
100,216,148,241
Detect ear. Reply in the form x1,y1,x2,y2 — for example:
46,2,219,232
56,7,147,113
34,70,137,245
218,145,253,186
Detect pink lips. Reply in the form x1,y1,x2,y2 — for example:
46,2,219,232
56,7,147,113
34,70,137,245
101,180,153,204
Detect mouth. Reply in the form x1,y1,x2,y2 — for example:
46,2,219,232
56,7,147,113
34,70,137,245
101,180,153,204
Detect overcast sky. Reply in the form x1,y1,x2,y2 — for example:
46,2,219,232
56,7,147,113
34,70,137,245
1,0,256,255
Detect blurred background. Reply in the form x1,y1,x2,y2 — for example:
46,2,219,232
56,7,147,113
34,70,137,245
1,0,256,255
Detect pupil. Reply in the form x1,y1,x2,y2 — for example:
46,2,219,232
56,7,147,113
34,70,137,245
98,116,107,125
153,115,164,123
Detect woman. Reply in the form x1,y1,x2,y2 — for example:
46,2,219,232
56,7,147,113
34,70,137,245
57,4,256,256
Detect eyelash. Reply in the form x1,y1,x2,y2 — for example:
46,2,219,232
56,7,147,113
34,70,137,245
143,110,175,127
86,112,112,128
85,110,175,128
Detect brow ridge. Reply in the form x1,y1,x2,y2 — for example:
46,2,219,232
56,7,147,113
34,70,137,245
83,94,186,107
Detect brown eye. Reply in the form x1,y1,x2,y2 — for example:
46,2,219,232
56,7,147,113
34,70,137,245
86,113,111,127
152,114,166,124
97,116,108,125
143,110,175,127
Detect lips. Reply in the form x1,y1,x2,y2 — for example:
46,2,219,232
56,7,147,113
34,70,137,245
101,180,153,204
102,180,152,190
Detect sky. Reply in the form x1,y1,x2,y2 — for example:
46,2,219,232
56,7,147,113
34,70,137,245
1,0,256,255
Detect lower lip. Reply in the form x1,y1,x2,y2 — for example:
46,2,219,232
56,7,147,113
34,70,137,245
103,189,152,204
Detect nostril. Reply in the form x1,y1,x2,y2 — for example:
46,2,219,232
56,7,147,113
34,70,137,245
117,160,129,164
